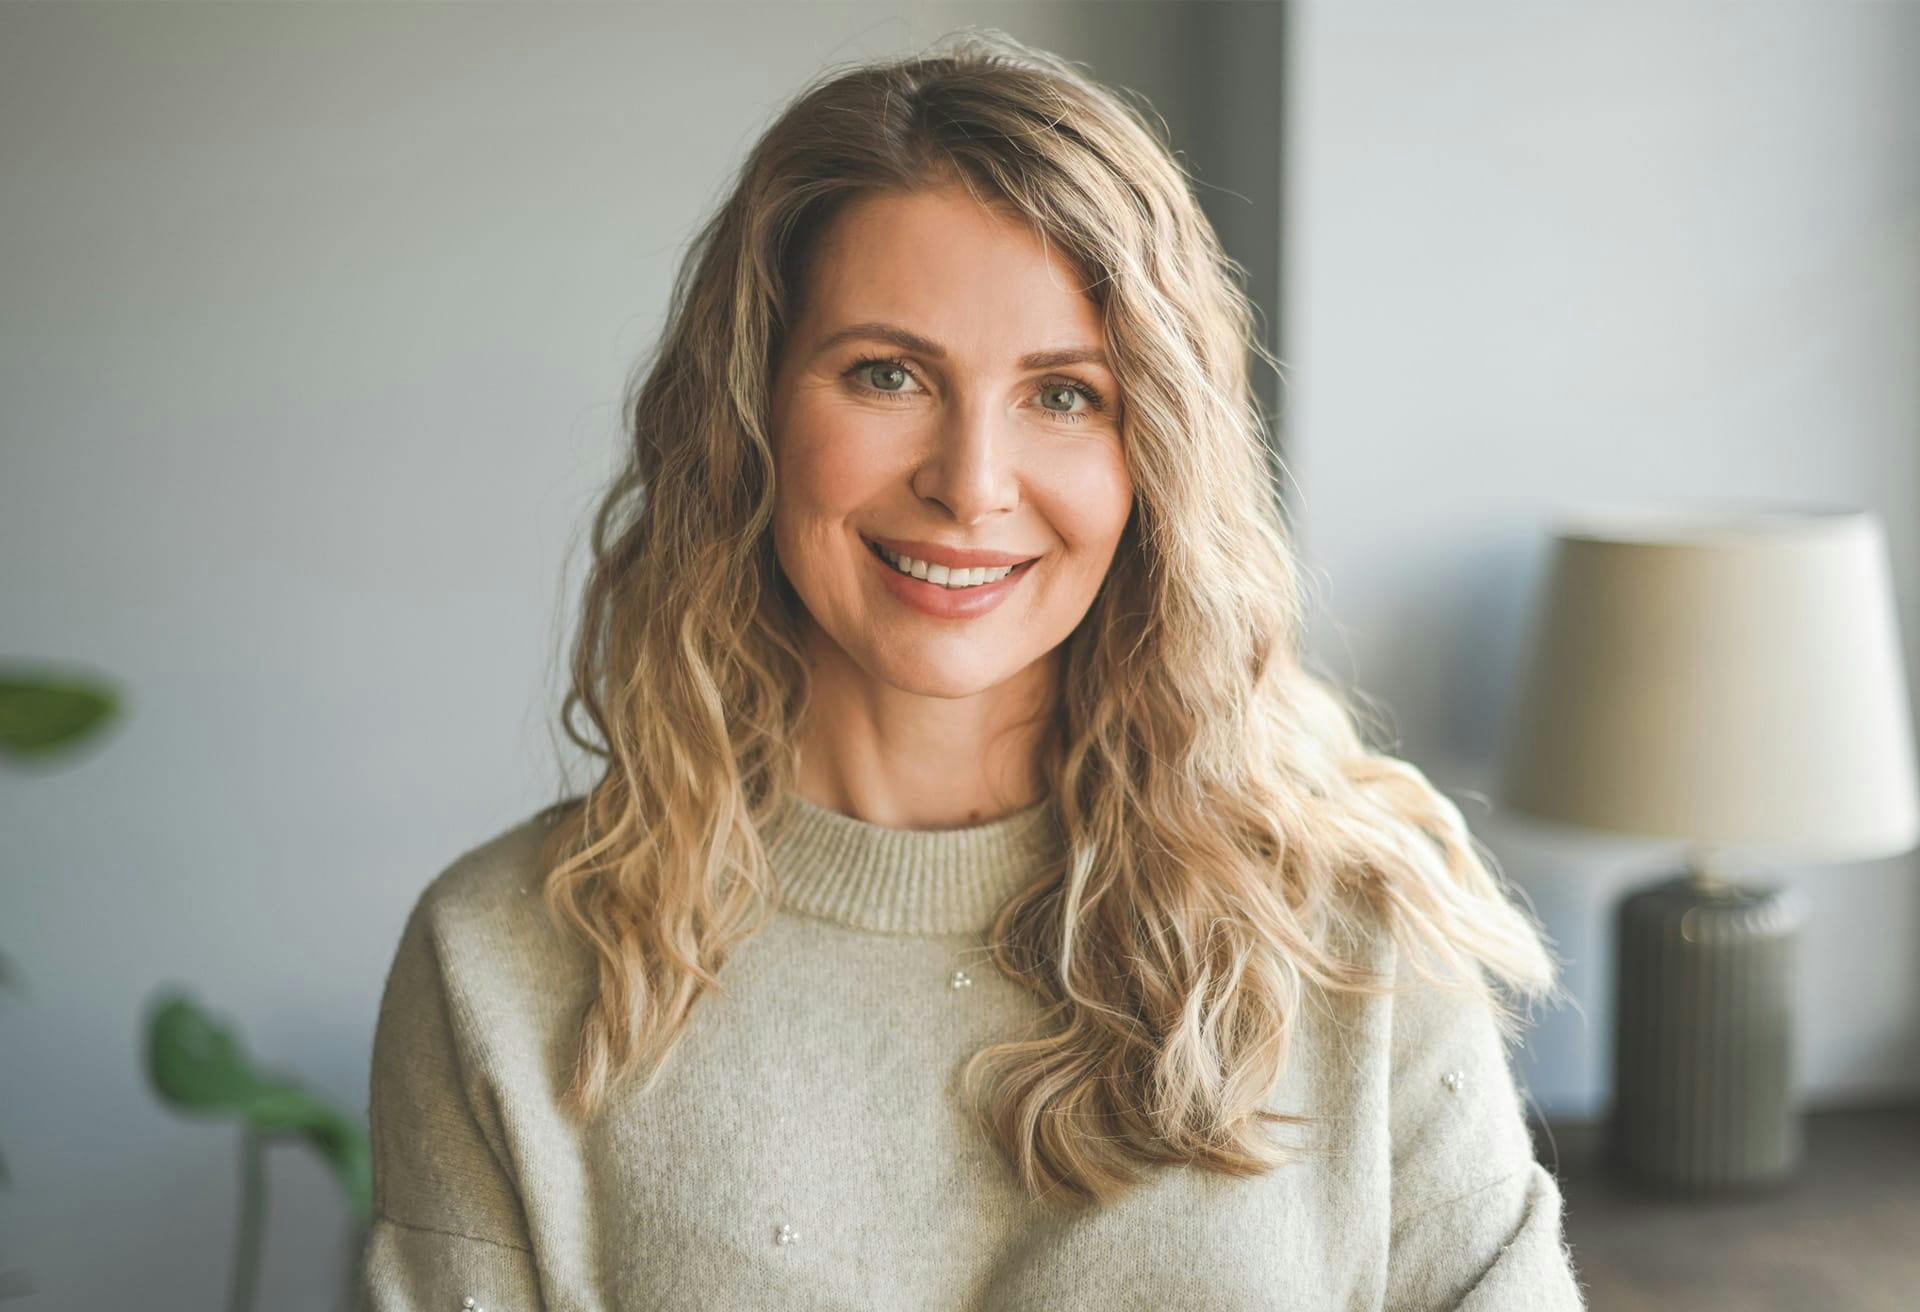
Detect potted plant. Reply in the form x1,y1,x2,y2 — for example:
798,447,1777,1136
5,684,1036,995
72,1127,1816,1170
2,666,371,1311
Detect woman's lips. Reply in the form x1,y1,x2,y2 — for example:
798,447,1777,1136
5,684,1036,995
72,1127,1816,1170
863,536,1037,619
861,532,1040,571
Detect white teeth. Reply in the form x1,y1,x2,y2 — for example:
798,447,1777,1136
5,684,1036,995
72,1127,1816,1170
872,542,1019,589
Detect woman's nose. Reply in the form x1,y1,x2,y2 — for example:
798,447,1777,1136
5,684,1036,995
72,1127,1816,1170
911,395,1021,525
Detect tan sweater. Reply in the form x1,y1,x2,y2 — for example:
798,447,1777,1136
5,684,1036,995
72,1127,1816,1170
359,793,1586,1310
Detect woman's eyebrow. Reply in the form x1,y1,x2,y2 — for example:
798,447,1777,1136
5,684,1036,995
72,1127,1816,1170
813,321,1109,371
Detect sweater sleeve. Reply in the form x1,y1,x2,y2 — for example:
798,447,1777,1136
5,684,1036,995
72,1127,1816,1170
359,897,545,1312
1380,951,1586,1311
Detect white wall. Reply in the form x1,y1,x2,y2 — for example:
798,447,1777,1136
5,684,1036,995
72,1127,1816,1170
0,4,1280,1308
1286,0,1920,1117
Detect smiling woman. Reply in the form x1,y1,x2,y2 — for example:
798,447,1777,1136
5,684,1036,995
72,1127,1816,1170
360,27,1586,1312
769,183,1133,691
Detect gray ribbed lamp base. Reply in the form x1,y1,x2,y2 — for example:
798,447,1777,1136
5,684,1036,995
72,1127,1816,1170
1608,872,1805,1196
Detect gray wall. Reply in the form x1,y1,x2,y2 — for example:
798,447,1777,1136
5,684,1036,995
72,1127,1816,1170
1286,0,1920,1117
0,4,1279,1309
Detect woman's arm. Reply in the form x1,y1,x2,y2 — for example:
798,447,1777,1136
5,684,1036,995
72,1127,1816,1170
360,896,545,1312
1380,950,1587,1310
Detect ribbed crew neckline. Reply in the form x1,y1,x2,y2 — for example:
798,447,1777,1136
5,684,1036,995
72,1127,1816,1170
762,790,1062,935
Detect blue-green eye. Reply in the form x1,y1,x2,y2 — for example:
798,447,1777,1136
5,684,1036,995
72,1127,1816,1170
1038,382,1088,416
857,360,915,392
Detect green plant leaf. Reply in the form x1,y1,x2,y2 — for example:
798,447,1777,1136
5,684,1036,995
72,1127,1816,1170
144,991,372,1224
0,672,120,761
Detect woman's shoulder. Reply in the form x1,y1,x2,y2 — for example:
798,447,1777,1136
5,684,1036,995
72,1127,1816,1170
389,803,583,994
414,804,565,919
1293,896,1532,1092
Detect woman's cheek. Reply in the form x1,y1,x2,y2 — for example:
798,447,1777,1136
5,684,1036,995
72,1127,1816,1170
780,401,888,512
1040,440,1133,549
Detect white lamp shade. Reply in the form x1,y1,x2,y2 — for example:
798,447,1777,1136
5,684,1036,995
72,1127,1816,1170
1500,503,1920,861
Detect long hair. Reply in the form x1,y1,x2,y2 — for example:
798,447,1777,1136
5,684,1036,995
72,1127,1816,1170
536,28,1562,1210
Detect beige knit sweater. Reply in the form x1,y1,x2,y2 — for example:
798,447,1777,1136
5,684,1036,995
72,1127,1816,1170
359,793,1586,1311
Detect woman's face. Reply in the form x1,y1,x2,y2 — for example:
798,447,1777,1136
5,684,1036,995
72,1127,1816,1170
768,183,1133,700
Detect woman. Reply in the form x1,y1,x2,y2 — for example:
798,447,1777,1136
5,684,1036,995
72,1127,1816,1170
361,30,1586,1312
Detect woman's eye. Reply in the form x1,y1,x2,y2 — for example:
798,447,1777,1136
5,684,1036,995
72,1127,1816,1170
1038,383,1086,418
844,357,1105,426
850,359,920,395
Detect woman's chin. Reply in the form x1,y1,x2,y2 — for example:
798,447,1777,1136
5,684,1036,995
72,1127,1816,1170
869,651,1022,701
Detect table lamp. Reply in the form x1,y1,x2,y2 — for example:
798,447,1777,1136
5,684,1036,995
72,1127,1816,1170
1497,502,1919,1195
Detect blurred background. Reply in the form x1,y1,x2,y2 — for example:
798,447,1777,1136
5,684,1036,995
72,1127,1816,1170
2,2,1915,1309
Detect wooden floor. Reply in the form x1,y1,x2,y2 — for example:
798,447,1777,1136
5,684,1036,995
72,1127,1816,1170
1534,1105,1920,1312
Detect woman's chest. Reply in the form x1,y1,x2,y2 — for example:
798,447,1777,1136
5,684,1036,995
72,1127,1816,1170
548,923,1385,1310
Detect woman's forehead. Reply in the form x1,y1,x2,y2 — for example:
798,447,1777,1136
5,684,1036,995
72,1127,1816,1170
798,188,1108,361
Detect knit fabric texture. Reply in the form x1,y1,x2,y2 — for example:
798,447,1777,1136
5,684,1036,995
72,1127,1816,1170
359,795,1587,1310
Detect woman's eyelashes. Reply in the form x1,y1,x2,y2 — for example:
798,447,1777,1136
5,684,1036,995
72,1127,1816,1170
842,355,1107,424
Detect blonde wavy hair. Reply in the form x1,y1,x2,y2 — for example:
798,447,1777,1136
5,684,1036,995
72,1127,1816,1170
536,29,1562,1209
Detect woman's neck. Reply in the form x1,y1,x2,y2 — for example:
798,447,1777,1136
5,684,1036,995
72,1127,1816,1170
792,627,1058,830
